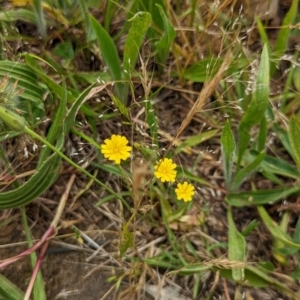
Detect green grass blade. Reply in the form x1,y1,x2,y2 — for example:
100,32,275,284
78,0,93,40
232,151,265,191
89,15,124,102
257,116,267,152
0,153,60,209
38,80,67,165
32,0,46,39
175,129,218,155
21,208,46,300
144,98,158,145
271,0,299,75
0,274,24,300
237,44,269,166
248,150,300,179
220,120,236,189
104,0,117,32
0,60,43,104
226,186,300,207
288,115,300,170
155,4,176,66
227,207,246,281
0,9,36,23
257,206,300,249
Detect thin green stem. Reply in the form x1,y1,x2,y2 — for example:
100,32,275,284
24,126,124,202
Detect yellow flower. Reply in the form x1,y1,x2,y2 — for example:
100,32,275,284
154,158,177,182
101,134,132,164
175,181,195,202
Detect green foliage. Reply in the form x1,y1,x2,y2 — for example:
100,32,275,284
237,44,270,167
288,116,300,170
271,0,299,75
220,121,235,189
1,1,300,298
0,274,24,300
227,207,246,281
155,5,176,66
90,15,124,101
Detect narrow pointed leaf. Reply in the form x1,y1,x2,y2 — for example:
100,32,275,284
228,207,246,281
237,44,269,165
226,186,300,207
288,115,300,170
221,121,236,189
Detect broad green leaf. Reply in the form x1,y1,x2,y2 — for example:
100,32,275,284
138,0,165,39
257,116,267,152
293,66,300,93
182,57,249,82
247,150,300,179
257,206,300,249
155,5,176,65
89,15,124,102
271,0,299,75
0,274,24,300
226,186,300,207
293,217,300,244
237,44,269,165
220,121,235,189
123,12,151,77
232,151,265,191
176,129,218,155
227,207,246,281
52,42,74,60
0,9,35,22
288,115,300,170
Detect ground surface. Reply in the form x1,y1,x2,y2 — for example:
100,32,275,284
1,1,300,300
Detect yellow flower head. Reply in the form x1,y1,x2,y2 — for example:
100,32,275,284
175,181,195,202
154,158,177,182
101,134,132,164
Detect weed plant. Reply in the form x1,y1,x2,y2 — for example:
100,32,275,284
0,0,300,299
